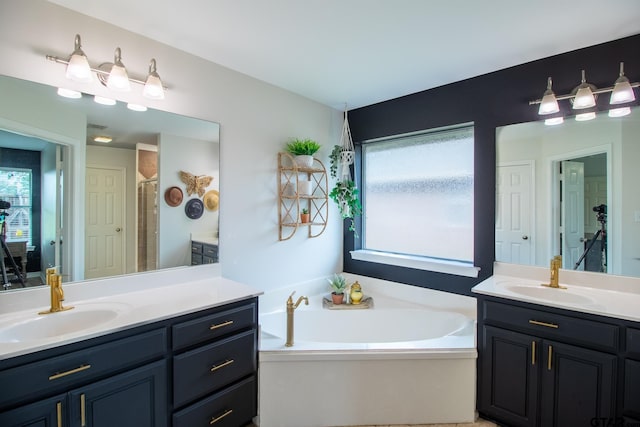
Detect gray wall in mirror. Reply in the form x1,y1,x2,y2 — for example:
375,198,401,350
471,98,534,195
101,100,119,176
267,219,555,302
0,75,220,291
496,106,640,278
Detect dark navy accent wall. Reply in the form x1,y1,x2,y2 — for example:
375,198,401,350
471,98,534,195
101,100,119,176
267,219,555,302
0,147,42,272
345,34,640,296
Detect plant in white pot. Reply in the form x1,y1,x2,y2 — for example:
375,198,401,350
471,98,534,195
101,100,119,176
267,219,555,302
285,138,321,168
328,274,347,304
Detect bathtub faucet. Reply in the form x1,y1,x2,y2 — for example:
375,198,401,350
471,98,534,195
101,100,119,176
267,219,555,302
285,291,308,347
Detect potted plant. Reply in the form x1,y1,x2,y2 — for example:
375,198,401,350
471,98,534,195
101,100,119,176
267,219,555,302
327,274,347,304
329,179,362,234
286,138,321,168
300,208,310,223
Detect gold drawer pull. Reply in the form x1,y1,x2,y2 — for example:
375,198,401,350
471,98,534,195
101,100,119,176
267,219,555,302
81,393,86,426
210,320,233,330
56,401,62,427
548,345,553,371
210,359,234,373
529,320,559,329
210,409,233,425
49,364,91,380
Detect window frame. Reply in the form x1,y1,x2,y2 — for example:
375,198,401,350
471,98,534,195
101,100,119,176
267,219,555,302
349,123,480,278
0,167,33,245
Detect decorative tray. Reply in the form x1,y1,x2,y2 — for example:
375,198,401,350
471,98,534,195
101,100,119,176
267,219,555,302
322,296,373,310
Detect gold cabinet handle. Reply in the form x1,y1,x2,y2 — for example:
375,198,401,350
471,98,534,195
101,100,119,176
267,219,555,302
56,401,62,427
49,364,91,380
210,320,233,330
531,341,536,365
81,393,86,426
548,345,553,371
210,359,234,373
210,409,233,424
529,320,559,329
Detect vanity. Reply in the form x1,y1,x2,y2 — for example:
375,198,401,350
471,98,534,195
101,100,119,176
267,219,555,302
0,265,261,427
473,263,640,427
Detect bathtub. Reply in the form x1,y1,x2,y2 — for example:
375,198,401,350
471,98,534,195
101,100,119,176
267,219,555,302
258,275,477,427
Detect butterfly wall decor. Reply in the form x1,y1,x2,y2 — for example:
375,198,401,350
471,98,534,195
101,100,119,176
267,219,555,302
179,171,214,197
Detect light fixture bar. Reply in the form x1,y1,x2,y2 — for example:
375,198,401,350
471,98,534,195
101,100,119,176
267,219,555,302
46,55,168,90
529,82,639,106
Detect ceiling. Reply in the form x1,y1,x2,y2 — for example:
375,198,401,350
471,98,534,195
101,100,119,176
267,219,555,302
47,0,640,110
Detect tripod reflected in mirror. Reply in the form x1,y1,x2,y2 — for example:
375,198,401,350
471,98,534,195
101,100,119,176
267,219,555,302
0,200,26,289
574,204,607,272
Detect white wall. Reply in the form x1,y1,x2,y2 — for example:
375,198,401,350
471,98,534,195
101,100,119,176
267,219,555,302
0,0,343,292
86,145,137,274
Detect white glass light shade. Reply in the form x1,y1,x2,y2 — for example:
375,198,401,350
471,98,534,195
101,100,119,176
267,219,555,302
608,107,631,117
106,47,131,91
143,74,164,99
65,35,92,83
544,117,564,126
575,112,596,121
94,96,116,106
143,59,165,100
610,62,635,105
538,77,559,115
572,70,596,109
57,87,82,99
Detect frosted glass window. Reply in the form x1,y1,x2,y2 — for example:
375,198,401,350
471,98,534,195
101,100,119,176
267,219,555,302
362,125,474,263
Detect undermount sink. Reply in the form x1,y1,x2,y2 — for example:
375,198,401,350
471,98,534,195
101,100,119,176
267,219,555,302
499,282,596,305
0,303,129,343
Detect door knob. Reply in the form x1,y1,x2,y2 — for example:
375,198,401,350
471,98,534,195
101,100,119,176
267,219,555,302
116,227,122,232
522,235,529,240
579,237,586,242
50,240,56,245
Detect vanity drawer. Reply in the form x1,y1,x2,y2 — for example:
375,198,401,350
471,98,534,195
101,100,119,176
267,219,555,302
191,242,204,255
173,329,256,408
172,302,256,351
202,244,218,258
0,328,166,408
482,300,619,352
173,375,256,427
627,328,640,358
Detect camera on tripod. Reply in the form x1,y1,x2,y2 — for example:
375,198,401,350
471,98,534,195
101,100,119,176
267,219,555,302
592,204,607,224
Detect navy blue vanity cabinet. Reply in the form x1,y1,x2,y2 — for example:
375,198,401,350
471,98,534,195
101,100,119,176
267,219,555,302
624,327,640,423
0,328,167,427
171,300,258,427
478,298,620,427
191,241,219,265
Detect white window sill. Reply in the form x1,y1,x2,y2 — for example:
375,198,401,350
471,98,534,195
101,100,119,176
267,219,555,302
350,249,480,278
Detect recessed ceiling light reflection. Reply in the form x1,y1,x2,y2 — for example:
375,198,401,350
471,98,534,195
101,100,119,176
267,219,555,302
93,136,112,143
94,96,116,106
575,112,596,121
544,117,564,126
57,88,82,99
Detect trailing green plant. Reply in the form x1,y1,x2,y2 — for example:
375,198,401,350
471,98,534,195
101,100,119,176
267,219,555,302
329,145,341,179
285,138,321,156
327,274,347,295
329,178,362,234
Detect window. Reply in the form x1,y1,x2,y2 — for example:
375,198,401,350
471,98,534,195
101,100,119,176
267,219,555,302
353,124,478,277
0,168,33,245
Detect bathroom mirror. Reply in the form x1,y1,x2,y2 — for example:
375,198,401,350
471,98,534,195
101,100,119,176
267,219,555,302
0,75,220,290
496,106,640,278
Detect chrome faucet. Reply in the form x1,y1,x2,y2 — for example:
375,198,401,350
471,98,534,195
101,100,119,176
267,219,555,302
39,269,74,315
285,291,308,347
542,255,566,289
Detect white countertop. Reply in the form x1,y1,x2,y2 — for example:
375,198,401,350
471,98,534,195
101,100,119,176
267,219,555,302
0,265,262,360
472,263,640,323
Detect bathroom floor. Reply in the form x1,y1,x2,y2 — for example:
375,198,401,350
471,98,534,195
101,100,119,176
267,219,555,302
246,419,497,427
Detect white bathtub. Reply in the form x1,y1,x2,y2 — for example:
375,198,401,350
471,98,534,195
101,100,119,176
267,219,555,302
258,275,477,427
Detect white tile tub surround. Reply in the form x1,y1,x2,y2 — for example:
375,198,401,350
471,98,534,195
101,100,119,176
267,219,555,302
258,274,477,427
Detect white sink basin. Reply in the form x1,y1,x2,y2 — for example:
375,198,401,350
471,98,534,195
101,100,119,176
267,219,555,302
0,303,129,343
499,282,596,305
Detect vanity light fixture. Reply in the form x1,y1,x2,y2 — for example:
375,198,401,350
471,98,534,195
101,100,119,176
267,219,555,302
538,77,559,115
65,34,92,83
575,112,596,122
530,62,638,116
94,96,116,106
46,34,167,101
57,87,82,99
544,116,564,126
127,103,147,112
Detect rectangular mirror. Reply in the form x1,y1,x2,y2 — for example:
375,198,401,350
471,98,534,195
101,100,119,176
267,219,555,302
0,75,220,291
496,106,640,278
